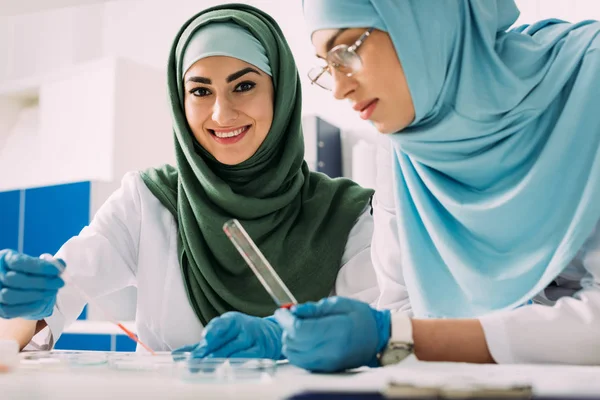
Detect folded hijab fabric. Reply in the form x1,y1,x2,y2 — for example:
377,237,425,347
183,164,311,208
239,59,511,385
304,0,600,318
181,21,271,77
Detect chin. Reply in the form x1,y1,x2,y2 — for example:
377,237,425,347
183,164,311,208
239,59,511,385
217,157,245,166
215,154,251,166
374,121,397,134
375,118,411,134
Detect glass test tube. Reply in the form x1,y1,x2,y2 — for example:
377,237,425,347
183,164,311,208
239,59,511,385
223,219,298,308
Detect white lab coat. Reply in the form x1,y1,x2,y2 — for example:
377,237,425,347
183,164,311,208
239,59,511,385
372,141,600,365
31,172,379,352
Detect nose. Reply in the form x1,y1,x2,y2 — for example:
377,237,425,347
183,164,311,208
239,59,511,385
212,95,239,126
331,69,357,100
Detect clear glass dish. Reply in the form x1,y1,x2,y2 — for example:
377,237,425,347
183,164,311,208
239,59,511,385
20,351,108,369
107,351,182,373
178,358,277,383
108,353,277,382
20,350,277,383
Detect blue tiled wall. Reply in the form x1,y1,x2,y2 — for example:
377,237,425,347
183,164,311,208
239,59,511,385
116,334,138,352
55,332,138,352
0,189,21,251
0,181,90,320
23,182,90,257
55,333,112,351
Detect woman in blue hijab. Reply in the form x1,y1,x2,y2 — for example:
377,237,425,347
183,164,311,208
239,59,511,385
272,0,600,371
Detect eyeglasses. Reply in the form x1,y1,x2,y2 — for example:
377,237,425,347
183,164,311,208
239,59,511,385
308,28,374,91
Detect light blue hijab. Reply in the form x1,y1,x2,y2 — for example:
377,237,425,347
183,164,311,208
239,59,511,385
181,22,272,78
304,0,600,318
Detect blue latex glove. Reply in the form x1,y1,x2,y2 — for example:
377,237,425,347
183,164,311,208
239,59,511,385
172,311,283,360
274,296,391,372
0,250,65,320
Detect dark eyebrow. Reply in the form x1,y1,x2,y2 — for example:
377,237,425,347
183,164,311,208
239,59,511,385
185,76,211,84
315,28,349,59
319,28,349,58
185,67,261,85
226,67,261,83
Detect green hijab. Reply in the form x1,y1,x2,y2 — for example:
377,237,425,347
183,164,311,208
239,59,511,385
140,3,374,326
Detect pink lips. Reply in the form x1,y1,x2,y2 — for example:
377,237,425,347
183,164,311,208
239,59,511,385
358,99,379,120
210,125,250,145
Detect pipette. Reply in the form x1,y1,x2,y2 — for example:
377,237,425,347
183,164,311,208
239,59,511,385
223,219,298,309
40,254,156,355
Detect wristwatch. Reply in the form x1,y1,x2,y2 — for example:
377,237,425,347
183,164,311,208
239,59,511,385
377,312,414,366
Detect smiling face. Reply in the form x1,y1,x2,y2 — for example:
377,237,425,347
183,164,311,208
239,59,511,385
312,28,415,134
183,56,275,165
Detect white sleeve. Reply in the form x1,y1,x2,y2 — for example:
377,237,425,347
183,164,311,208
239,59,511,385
479,222,600,365
370,141,412,314
333,206,380,306
29,172,141,349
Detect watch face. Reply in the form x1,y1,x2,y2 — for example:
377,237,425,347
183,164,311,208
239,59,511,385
379,342,414,366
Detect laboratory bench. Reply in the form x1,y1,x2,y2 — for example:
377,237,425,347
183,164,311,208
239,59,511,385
2,354,600,400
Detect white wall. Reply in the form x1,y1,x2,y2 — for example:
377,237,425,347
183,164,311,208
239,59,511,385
0,16,15,82
0,0,109,16
90,57,174,217
0,59,117,192
0,5,105,83
0,97,22,151
515,0,600,25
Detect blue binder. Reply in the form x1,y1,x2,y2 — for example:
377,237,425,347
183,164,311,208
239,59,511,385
303,115,343,178
315,117,342,178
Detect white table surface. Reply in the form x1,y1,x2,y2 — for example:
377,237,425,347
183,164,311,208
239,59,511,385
2,355,600,400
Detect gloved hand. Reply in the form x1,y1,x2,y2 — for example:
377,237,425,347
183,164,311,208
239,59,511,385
0,250,65,320
172,311,283,360
274,296,391,372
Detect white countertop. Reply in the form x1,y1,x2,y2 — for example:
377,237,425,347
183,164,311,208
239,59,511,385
2,355,600,400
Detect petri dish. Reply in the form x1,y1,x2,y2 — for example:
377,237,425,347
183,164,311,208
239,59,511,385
20,351,108,369
178,358,277,383
107,352,182,373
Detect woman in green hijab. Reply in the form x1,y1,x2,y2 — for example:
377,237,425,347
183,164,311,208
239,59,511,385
0,4,377,357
